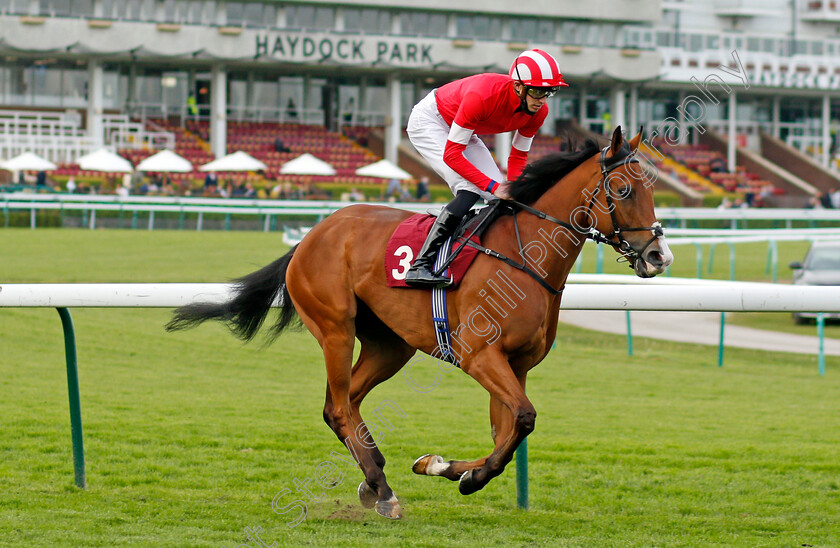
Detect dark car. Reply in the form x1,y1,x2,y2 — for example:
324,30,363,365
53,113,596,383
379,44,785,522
789,241,840,324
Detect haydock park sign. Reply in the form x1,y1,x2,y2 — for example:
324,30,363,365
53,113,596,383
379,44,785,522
256,32,435,66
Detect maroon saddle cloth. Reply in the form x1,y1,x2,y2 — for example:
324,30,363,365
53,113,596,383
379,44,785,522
384,213,482,288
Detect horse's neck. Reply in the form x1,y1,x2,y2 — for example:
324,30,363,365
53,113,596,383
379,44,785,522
519,180,590,290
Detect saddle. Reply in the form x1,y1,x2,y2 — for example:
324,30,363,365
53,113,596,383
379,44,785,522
385,200,510,289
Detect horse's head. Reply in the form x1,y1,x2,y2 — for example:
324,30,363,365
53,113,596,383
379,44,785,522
580,126,674,278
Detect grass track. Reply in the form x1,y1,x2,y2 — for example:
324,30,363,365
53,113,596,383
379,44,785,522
2,229,840,547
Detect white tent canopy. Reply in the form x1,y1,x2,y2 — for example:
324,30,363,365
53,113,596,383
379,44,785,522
1,152,57,171
280,153,335,175
355,159,412,180
136,149,194,173
200,151,268,172
76,148,133,173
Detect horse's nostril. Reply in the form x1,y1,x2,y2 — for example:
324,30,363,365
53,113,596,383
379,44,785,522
646,250,664,268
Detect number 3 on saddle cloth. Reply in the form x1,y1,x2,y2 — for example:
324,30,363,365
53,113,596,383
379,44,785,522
385,211,487,288
384,203,504,364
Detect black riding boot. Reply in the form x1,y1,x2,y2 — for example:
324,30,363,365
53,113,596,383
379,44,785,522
404,209,461,288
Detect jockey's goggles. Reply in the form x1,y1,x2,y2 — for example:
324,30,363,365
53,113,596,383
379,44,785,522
525,86,560,99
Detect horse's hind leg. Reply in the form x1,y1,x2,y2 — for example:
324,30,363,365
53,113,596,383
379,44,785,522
345,326,415,512
289,284,403,519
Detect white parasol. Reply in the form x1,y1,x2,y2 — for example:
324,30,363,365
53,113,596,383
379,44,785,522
200,151,268,172
1,152,57,171
135,149,194,173
280,153,335,176
76,149,133,173
355,159,412,180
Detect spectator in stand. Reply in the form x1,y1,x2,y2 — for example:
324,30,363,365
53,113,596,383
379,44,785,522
66,177,77,194
830,187,840,209
286,97,298,121
415,176,431,201
819,190,833,209
204,172,218,190
807,194,825,209
274,137,291,153
35,170,46,187
161,179,176,196
399,181,413,201
348,187,365,201
709,156,727,174
717,197,732,209
343,97,355,124
384,177,402,199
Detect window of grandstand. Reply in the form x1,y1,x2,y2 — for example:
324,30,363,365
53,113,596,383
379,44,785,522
227,1,275,27
185,0,213,24
706,35,720,50
400,11,447,38
599,24,618,47
687,34,703,53
585,24,600,47
656,31,674,48
100,0,154,21
455,14,502,40
39,0,69,16
37,0,93,17
344,8,391,34
161,0,188,23
560,22,583,45
510,17,534,42
623,27,655,49
286,4,334,31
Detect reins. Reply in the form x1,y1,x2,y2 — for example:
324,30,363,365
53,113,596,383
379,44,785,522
455,144,664,295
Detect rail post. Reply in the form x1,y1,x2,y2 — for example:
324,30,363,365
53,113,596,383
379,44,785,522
56,307,86,489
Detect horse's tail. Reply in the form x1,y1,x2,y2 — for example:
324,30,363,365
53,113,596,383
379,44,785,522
165,245,300,342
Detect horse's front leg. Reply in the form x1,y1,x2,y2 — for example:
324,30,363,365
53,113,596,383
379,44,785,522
413,351,534,495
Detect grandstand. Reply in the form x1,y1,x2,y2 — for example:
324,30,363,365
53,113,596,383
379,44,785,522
2,0,840,205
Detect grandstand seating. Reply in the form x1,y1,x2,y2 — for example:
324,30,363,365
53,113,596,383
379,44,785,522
218,121,383,185
649,140,784,202
47,119,389,194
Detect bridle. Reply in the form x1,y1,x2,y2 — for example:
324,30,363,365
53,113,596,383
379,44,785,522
449,144,666,295
510,145,662,265
588,145,664,265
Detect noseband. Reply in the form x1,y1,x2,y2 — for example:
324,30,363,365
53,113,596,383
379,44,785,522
589,145,664,265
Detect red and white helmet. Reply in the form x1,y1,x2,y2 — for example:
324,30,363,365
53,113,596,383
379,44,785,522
509,49,569,88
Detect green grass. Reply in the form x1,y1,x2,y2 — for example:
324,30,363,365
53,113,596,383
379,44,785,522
727,312,840,339
2,229,840,547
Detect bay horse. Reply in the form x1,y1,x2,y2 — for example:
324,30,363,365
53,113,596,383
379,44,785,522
166,127,673,520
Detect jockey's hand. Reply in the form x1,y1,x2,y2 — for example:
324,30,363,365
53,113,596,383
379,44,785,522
494,182,512,200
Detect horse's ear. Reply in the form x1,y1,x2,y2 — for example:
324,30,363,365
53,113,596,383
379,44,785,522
610,126,623,155
628,126,644,151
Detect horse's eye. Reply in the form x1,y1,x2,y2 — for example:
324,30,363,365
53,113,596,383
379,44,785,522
613,184,632,200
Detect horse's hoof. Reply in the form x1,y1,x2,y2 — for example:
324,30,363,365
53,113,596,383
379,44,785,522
375,496,402,520
358,481,377,509
458,469,480,495
412,454,444,476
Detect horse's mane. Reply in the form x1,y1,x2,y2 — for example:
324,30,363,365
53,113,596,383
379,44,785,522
509,139,614,205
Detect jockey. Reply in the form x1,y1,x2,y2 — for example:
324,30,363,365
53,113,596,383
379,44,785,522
404,48,569,288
